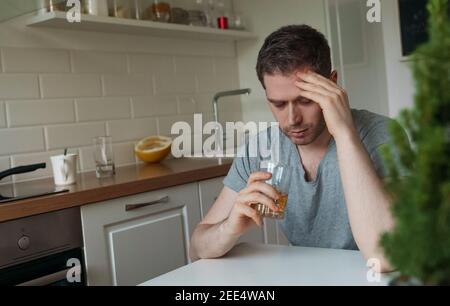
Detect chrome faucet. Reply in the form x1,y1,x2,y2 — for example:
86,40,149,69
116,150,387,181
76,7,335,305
212,88,251,125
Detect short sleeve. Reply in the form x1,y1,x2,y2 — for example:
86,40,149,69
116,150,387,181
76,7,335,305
364,119,410,179
222,157,251,192
222,138,260,192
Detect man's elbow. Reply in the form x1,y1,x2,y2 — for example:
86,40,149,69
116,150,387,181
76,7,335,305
366,253,394,273
378,259,395,273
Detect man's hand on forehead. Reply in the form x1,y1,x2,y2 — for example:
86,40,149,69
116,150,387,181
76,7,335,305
294,71,356,142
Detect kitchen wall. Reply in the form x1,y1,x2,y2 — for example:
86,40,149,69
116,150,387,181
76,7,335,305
235,0,414,123
381,0,415,118
0,1,243,183
331,0,389,116
234,0,329,124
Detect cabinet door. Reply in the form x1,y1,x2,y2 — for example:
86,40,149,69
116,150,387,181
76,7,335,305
198,177,264,244
81,183,200,286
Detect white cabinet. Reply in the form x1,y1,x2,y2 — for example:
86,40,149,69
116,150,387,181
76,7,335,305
82,176,290,286
81,182,201,286
198,177,286,245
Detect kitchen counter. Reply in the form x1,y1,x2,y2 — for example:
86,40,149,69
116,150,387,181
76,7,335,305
140,243,392,286
0,158,232,222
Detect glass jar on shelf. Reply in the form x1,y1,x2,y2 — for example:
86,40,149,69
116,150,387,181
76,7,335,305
83,0,109,16
40,0,66,13
229,12,247,30
108,0,131,18
150,0,171,23
130,0,145,20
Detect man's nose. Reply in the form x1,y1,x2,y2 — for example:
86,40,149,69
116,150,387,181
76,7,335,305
287,102,302,126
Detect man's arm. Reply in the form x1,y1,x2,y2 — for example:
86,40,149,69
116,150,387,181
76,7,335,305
190,173,279,261
296,71,394,272
189,186,241,261
335,132,394,272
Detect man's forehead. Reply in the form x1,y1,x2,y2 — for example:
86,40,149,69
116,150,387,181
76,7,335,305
264,73,302,100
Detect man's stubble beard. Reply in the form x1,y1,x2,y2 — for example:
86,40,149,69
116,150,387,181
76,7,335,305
283,113,328,146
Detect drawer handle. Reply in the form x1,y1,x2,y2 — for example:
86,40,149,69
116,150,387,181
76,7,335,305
125,195,169,212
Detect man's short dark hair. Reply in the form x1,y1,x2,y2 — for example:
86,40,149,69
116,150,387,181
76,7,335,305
256,25,332,88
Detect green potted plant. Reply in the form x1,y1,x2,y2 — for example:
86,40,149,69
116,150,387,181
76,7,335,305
381,0,450,286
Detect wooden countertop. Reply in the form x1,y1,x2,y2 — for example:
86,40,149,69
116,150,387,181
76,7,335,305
0,158,232,223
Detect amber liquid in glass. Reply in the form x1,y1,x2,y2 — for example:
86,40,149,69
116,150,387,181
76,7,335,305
252,193,288,219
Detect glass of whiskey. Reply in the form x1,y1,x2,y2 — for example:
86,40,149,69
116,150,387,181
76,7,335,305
252,161,292,219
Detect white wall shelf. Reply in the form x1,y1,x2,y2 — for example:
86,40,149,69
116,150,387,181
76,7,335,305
26,11,257,41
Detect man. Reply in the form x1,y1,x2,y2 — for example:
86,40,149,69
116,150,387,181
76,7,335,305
190,25,403,272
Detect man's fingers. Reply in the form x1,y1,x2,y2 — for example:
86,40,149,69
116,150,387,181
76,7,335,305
244,181,280,201
297,72,343,95
295,81,335,99
237,202,263,227
297,88,330,109
247,172,272,185
239,192,278,212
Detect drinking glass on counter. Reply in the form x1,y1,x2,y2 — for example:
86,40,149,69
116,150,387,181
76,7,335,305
93,136,116,178
251,161,292,219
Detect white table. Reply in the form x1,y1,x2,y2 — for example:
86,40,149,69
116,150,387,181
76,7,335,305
140,243,392,286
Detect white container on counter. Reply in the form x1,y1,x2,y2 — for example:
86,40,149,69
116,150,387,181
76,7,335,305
50,153,78,186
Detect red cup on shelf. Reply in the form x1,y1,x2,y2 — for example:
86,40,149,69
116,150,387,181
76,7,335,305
217,16,228,29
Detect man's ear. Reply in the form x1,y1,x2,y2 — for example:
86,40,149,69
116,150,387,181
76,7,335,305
330,70,338,84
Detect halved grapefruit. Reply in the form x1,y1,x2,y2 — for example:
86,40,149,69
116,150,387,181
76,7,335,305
134,136,172,163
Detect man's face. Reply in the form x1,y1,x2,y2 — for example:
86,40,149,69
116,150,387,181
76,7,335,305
264,72,327,146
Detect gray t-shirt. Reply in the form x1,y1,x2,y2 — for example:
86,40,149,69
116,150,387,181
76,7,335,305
223,109,400,250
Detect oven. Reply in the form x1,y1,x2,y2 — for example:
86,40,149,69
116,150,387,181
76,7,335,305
0,207,85,286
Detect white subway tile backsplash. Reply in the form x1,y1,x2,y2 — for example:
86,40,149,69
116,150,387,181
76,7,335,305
6,99,75,127
196,74,217,93
0,102,6,127
175,56,214,75
112,142,136,166
177,96,196,114
102,74,152,96
0,127,45,155
158,114,195,137
40,74,102,98
215,73,239,92
155,74,196,95
214,58,240,91
0,31,241,172
193,94,214,113
129,54,174,75
78,146,96,171
0,157,11,183
132,96,177,118
214,58,239,76
2,48,70,73
46,122,106,150
71,51,127,74
107,118,157,142
0,74,40,100
76,97,130,122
